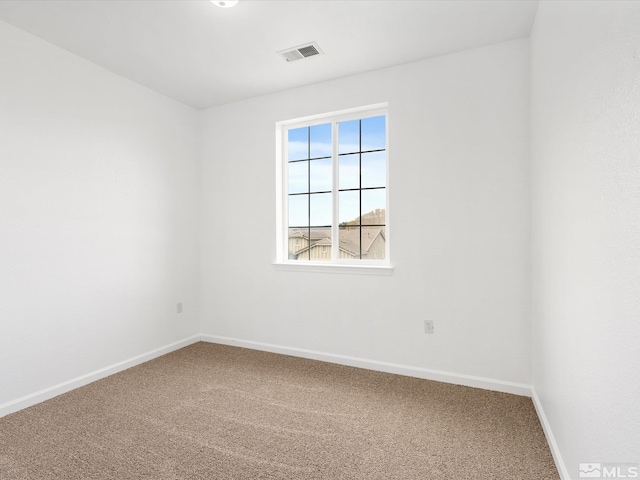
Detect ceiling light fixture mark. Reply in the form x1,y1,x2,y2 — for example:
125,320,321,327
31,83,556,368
211,0,239,8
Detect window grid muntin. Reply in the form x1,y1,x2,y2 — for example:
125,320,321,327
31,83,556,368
285,112,386,263
337,118,386,259
287,125,334,261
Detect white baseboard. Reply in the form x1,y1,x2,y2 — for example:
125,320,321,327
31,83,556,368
200,334,532,397
3,333,565,477
531,387,570,480
0,334,201,418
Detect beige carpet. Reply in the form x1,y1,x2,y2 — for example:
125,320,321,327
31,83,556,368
0,342,559,479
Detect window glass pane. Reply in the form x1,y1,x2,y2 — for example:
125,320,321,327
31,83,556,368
361,151,385,188
309,158,332,193
361,189,385,225
288,228,309,260
283,110,388,264
310,123,332,159
338,119,360,155
288,127,308,162
309,193,332,227
339,190,360,225
288,161,308,194
339,154,359,190
288,194,308,227
339,226,360,260
361,115,386,151
361,226,385,260
309,227,332,261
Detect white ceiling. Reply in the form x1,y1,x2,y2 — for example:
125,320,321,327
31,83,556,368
0,0,539,110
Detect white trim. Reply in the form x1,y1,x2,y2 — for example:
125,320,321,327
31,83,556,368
331,119,339,261
1,332,563,476
272,262,393,275
274,124,284,262
531,387,570,480
276,103,388,128
0,334,201,418
200,334,531,397
385,108,391,261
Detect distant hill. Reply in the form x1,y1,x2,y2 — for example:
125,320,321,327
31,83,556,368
340,208,385,226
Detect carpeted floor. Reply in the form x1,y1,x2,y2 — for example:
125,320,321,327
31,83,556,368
0,342,559,479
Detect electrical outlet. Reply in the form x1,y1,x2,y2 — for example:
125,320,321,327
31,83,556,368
177,302,183,314
424,320,434,334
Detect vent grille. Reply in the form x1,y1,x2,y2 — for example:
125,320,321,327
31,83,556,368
297,45,319,57
278,42,323,62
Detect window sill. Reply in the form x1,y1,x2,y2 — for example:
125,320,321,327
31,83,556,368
272,262,393,276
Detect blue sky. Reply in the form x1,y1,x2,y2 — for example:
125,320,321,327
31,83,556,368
287,115,386,228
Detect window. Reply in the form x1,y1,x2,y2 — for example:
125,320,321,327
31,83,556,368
276,104,389,270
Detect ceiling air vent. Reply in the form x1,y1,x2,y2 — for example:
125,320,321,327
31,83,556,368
278,42,323,62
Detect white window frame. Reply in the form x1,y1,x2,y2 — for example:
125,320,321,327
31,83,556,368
274,103,392,275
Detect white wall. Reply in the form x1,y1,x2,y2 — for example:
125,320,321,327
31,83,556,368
0,21,200,408
199,39,531,388
3,1,638,471
531,1,640,477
